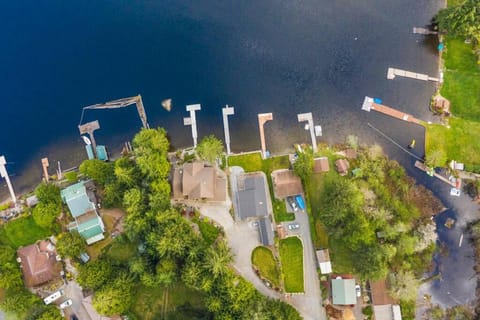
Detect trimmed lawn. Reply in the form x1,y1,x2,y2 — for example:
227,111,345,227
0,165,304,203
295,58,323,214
426,117,480,167
0,215,50,248
132,282,207,320
251,246,280,287
228,152,263,172
279,237,304,293
105,239,137,263
272,199,294,222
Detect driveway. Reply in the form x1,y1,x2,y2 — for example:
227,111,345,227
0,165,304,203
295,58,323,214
198,203,281,300
63,280,91,320
288,209,327,320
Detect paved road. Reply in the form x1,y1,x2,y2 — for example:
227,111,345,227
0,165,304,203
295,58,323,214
198,204,281,300
288,210,327,320
63,281,91,320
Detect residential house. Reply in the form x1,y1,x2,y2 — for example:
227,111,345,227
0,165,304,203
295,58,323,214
236,173,269,220
335,159,349,176
331,278,356,305
271,169,303,199
17,240,62,287
316,249,332,274
61,181,105,245
313,157,330,173
172,161,226,201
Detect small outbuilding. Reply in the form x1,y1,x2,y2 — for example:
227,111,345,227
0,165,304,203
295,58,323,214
314,157,330,173
316,249,332,274
335,159,350,176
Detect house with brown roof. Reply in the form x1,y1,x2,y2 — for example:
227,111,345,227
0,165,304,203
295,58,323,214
335,159,349,176
172,161,226,201
271,169,303,199
17,240,62,287
314,157,330,173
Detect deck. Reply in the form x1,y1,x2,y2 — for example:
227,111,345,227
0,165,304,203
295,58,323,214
362,96,422,125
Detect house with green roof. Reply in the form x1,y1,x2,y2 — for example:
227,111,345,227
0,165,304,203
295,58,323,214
331,278,357,305
61,181,105,245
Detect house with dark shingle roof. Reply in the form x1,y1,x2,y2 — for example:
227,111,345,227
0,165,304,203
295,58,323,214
17,240,61,287
61,181,105,245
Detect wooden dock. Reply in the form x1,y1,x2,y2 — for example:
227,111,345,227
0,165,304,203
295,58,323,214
387,67,439,82
413,27,438,35
414,161,457,187
362,96,421,125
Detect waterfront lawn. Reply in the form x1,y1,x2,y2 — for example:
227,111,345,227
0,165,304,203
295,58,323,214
0,216,50,248
251,246,280,288
441,37,480,121
426,118,480,167
279,237,304,293
131,282,207,320
228,152,290,174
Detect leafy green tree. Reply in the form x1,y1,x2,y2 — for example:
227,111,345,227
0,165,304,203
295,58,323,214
156,257,177,286
33,305,63,320
35,183,61,206
203,240,233,280
435,0,480,43
77,259,115,290
114,156,140,187
93,274,135,316
0,288,41,314
79,159,114,186
389,270,420,301
0,245,23,290
196,135,224,164
346,134,359,150
32,202,61,229
425,149,447,168
64,171,78,183
133,128,170,181
293,150,314,181
55,231,86,258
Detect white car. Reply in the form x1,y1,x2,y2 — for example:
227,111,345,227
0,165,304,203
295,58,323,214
355,285,361,297
288,223,300,231
450,188,461,197
59,299,73,309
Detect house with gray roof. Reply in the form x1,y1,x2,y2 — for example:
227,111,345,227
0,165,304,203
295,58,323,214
332,278,356,305
236,173,268,220
61,181,105,245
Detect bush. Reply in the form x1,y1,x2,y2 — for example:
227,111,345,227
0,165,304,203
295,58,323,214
64,171,78,183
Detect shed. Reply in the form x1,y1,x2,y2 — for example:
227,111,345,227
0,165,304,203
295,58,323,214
316,249,332,274
314,157,330,173
373,304,403,320
335,159,349,176
332,278,356,305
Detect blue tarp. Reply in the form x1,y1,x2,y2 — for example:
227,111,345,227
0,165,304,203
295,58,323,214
374,98,382,104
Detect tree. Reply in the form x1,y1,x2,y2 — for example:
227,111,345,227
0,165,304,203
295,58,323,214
93,274,135,316
55,231,86,259
293,150,314,181
79,159,114,186
346,134,359,150
203,240,233,280
425,149,447,167
32,305,63,320
0,288,41,314
35,183,61,206
32,202,61,229
77,259,115,290
388,270,420,301
114,156,139,187
435,0,480,43
196,135,224,164
133,128,170,181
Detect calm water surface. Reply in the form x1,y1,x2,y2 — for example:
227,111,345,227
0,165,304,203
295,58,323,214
2,0,476,310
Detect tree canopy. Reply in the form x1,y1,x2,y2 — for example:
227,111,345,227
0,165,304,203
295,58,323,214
196,135,224,164
79,159,114,186
435,0,480,43
77,259,115,290
93,274,135,316
55,231,86,259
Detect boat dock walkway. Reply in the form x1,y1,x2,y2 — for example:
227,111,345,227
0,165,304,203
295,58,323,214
414,161,457,187
362,96,422,125
387,67,439,82
413,27,438,35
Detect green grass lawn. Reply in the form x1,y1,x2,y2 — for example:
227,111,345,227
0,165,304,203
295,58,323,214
279,237,304,293
272,199,295,222
426,118,480,167
105,239,137,263
0,215,50,248
251,246,280,287
131,282,207,320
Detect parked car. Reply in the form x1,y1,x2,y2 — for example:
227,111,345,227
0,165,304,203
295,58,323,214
288,223,300,231
43,290,64,305
295,195,305,210
355,285,361,297
59,299,73,309
286,196,298,211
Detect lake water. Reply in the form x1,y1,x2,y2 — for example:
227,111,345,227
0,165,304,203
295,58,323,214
2,0,476,310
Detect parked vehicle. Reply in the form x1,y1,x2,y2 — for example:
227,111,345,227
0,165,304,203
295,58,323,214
59,299,73,309
286,196,298,211
288,223,300,230
355,285,361,297
295,195,305,210
43,290,64,305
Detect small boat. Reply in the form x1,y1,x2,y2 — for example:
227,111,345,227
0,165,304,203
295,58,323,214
408,139,416,149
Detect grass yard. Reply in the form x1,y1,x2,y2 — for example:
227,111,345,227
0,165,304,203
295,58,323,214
272,199,295,222
0,215,50,248
251,246,280,287
279,237,304,293
228,152,290,174
426,118,480,167
105,239,137,263
131,282,207,320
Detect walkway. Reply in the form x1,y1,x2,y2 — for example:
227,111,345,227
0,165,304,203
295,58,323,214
362,96,422,124
387,67,439,82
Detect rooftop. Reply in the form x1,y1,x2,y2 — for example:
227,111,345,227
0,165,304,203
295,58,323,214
271,169,303,199
236,173,268,220
313,157,330,173
332,278,356,305
258,217,274,246
17,240,61,287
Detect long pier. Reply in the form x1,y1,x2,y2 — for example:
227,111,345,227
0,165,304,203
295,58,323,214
387,67,439,82
362,96,422,125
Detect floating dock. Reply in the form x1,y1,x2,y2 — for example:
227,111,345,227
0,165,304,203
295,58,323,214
413,27,438,35
362,96,421,125
387,67,439,82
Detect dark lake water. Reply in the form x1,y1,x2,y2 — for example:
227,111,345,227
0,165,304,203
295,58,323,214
2,0,476,310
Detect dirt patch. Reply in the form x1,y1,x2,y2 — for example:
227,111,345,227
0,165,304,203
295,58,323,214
406,180,445,217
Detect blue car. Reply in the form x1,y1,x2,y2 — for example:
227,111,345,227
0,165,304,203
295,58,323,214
295,195,305,210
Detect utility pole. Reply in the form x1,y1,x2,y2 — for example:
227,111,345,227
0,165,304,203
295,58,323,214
0,156,16,204
222,105,235,154
184,104,201,148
